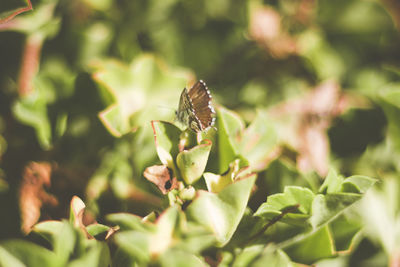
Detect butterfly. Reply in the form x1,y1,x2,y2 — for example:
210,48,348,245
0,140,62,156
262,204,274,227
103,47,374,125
175,80,216,132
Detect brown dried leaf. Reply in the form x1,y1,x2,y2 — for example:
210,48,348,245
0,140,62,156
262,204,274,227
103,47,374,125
70,196,85,227
249,6,297,58
269,80,350,176
298,124,330,176
144,165,179,194
306,80,340,115
105,225,120,240
19,161,58,234
70,196,93,239
296,81,341,175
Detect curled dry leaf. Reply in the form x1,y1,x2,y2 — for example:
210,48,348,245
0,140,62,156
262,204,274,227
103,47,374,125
144,165,179,194
70,196,93,239
19,161,58,234
70,196,86,228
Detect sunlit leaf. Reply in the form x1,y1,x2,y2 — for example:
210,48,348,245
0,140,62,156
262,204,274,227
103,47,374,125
186,174,256,246
176,139,212,184
158,249,206,267
151,120,181,167
0,240,59,267
239,110,278,171
254,186,315,225
92,55,191,137
68,241,111,267
284,225,335,264
217,107,244,172
32,221,76,265
13,92,52,149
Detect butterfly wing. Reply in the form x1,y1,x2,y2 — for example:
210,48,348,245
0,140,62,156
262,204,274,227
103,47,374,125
176,87,191,126
187,80,215,131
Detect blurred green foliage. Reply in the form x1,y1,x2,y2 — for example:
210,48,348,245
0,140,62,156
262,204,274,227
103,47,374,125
0,0,400,266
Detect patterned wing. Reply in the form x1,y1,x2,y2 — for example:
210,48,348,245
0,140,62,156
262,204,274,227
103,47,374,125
176,87,192,126
187,80,215,131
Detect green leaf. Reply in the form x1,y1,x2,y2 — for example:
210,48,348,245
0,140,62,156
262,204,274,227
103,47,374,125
158,249,206,267
231,245,264,267
32,221,76,265
98,104,134,137
67,241,111,267
239,110,278,171
0,246,25,267
172,224,216,254
284,225,335,264
319,169,343,194
380,86,400,108
12,91,52,149
32,220,66,244
176,139,212,184
320,170,377,195
86,224,111,240
106,213,155,232
232,245,294,267
217,107,245,172
309,193,362,229
92,55,191,137
358,177,400,254
261,159,316,195
0,240,60,267
249,247,294,267
186,174,257,246
298,29,345,80
254,186,315,225
151,120,181,168
148,206,179,256
112,207,180,264
327,0,394,34
216,108,278,173
204,159,252,193
378,84,400,150
11,57,76,150
114,231,150,264
203,171,233,193
55,112,68,139
340,175,377,194
329,214,362,252
311,172,376,228
82,0,112,11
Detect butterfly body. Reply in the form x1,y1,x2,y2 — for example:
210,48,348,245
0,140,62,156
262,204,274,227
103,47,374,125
176,80,215,132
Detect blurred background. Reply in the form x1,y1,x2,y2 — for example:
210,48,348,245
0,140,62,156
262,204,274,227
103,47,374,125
1,0,400,265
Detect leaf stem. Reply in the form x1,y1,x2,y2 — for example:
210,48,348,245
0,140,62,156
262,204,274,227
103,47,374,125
18,33,44,96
